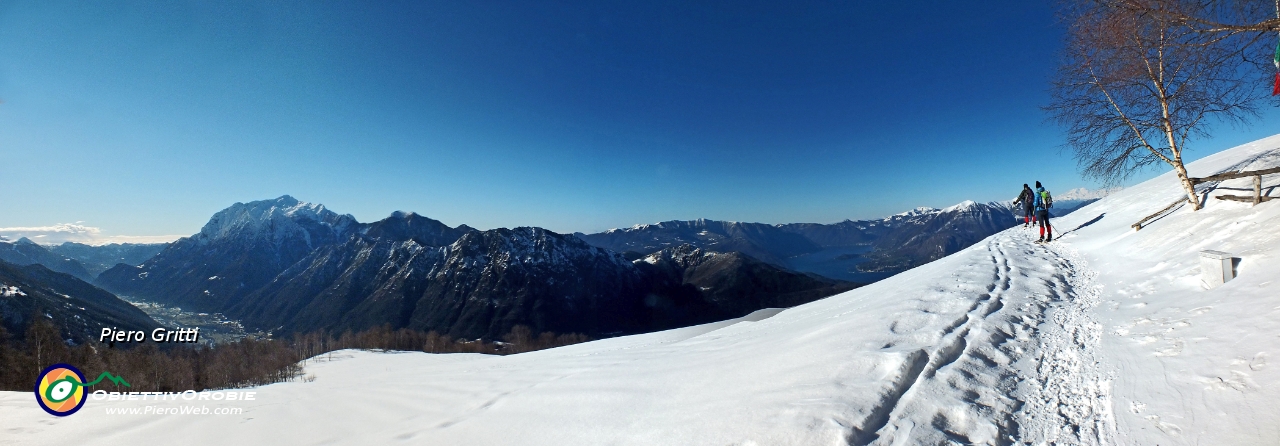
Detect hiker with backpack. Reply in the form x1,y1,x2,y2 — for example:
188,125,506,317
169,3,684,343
1033,181,1053,242
1013,184,1036,227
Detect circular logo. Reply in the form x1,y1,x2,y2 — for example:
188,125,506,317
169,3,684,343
34,364,88,416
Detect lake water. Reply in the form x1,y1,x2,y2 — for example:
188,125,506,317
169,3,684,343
783,245,899,285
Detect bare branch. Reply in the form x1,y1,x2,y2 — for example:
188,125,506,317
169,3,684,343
1046,0,1269,209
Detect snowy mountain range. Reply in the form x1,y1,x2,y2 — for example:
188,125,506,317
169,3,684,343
0,238,94,281
0,237,169,281
7,186,1108,343
48,242,168,276
96,198,853,339
578,196,1102,282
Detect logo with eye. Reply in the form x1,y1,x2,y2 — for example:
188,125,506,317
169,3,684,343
34,364,130,416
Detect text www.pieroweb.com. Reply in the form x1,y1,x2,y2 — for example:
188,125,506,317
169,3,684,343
93,390,255,415
105,405,243,415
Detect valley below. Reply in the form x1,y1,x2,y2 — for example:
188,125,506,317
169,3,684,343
117,296,260,345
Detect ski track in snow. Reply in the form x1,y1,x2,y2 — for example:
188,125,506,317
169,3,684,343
851,228,1116,445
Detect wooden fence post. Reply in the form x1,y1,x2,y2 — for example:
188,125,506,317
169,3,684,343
1255,175,1263,206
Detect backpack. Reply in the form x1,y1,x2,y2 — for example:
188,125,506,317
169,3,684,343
1042,190,1053,209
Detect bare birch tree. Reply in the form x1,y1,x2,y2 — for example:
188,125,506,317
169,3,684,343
1047,0,1269,209
1107,0,1280,34
1110,0,1280,108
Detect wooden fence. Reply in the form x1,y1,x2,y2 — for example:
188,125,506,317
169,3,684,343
1131,166,1278,231
1189,166,1280,206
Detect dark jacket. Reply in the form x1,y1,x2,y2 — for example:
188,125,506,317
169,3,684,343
1014,187,1034,209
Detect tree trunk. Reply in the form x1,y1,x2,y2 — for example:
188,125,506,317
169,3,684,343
1173,161,1201,210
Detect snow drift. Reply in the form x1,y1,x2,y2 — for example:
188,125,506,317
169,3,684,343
2,135,1279,445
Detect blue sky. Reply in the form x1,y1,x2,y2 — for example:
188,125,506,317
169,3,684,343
2,1,1278,239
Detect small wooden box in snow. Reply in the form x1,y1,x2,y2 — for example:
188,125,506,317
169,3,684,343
1199,250,1235,288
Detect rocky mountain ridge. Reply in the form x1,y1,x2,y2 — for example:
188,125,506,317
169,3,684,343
0,260,160,344
581,197,1100,281
96,197,854,340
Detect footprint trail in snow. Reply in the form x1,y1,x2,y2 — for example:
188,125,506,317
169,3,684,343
853,229,1116,445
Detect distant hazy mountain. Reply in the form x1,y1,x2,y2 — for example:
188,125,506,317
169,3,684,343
48,242,168,277
0,260,160,344
575,219,821,265
580,198,1099,282
1047,187,1113,217
96,197,851,340
0,238,94,282
1056,187,1119,201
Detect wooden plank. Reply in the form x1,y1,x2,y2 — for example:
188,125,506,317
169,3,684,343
1214,194,1275,203
1131,198,1189,231
1190,166,1280,184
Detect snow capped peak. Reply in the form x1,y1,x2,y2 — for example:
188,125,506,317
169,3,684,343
941,200,978,213
1056,187,1119,201
195,196,358,244
604,222,664,233
894,206,939,217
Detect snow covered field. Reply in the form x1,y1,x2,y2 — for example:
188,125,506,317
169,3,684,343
3,136,1279,445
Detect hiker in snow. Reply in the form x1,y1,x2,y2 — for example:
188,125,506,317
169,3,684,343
1013,183,1035,227
1033,181,1053,242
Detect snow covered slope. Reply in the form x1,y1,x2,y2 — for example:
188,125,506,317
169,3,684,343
1043,135,1280,445
2,136,1278,445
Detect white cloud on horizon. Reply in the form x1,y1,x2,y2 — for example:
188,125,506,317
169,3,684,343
0,223,182,246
